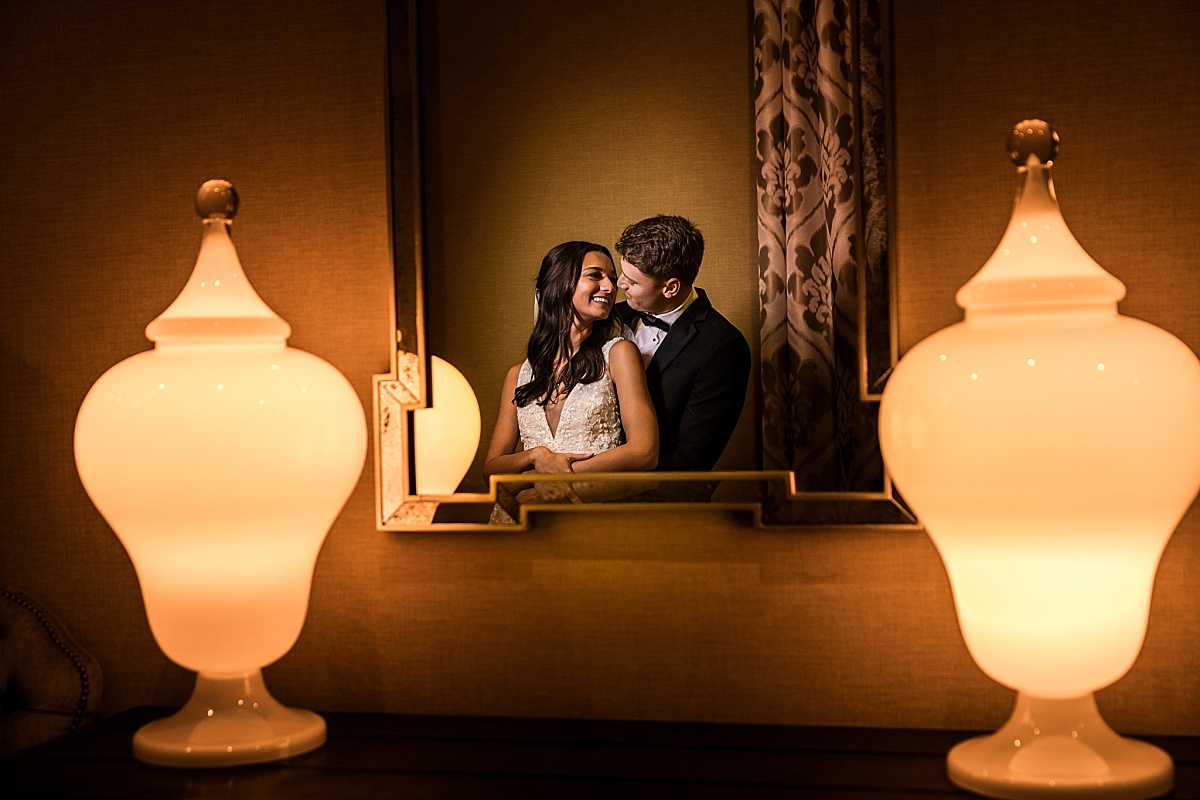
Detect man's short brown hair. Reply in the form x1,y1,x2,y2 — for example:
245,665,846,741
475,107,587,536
614,215,704,286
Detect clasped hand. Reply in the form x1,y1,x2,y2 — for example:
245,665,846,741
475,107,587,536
513,446,592,504
527,446,592,475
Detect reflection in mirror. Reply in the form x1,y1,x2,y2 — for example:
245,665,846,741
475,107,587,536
374,0,913,529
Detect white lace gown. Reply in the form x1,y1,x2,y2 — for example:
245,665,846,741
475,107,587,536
490,338,625,523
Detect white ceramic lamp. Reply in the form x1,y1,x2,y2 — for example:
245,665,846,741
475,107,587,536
879,121,1200,798
74,180,367,767
414,355,480,495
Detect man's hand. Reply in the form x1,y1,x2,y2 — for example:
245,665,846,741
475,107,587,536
516,482,581,504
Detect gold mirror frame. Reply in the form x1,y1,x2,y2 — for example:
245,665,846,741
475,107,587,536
373,0,916,531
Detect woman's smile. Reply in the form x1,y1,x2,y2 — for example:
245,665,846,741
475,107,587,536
572,251,618,321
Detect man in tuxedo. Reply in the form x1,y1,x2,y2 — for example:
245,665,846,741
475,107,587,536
613,215,751,471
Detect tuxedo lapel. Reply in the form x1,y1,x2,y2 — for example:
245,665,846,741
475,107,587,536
651,289,711,372
650,314,695,371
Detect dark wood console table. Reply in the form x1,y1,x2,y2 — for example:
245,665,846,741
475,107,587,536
4,707,1198,798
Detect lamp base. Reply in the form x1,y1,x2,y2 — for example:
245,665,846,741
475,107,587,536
948,693,1172,799
133,670,326,767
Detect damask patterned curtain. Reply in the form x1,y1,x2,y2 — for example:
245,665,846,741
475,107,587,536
754,0,889,492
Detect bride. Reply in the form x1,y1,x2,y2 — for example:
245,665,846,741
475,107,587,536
484,241,658,518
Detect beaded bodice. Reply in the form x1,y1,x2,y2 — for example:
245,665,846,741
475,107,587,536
516,338,625,455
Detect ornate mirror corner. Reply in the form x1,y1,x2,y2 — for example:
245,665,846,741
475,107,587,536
375,0,919,532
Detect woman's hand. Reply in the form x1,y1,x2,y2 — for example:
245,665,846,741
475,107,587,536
528,447,592,473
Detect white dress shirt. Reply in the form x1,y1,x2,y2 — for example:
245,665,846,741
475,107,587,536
624,289,698,366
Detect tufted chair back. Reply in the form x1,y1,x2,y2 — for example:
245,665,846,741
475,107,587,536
0,587,102,758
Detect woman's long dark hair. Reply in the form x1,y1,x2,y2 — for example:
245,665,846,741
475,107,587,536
513,241,614,408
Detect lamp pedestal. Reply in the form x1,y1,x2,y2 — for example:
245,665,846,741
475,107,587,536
948,693,1173,800
133,670,326,767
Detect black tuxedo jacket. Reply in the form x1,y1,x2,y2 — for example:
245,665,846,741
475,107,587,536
614,288,751,471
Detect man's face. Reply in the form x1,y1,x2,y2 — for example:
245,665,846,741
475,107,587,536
617,259,677,314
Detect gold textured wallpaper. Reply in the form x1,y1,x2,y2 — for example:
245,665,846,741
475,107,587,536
0,0,1196,737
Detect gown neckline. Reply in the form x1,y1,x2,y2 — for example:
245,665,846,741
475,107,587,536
540,384,579,441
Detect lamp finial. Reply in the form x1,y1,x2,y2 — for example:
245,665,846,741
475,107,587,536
145,180,289,344
1007,119,1059,166
956,121,1124,311
195,179,239,220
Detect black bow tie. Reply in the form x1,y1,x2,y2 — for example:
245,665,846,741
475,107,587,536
636,311,670,332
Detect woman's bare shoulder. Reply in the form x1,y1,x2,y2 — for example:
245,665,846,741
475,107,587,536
608,337,641,361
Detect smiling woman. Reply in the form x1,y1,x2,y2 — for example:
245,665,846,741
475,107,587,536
482,242,657,501
373,0,908,529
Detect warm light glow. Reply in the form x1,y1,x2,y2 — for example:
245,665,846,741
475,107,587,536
76,347,364,672
74,181,366,766
414,355,480,495
883,314,1199,700
879,122,1200,798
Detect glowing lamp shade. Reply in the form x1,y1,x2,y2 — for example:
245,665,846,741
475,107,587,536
879,122,1200,798
74,181,367,767
414,356,480,495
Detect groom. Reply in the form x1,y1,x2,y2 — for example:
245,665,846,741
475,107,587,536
613,215,751,471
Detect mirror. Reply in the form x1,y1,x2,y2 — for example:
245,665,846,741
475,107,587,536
374,0,915,529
